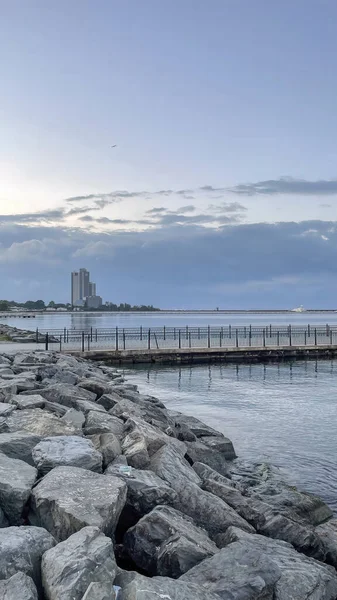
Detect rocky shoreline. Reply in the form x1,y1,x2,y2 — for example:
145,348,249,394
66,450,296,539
0,349,337,598
0,323,49,343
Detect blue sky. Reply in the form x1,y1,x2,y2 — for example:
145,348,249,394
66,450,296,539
1,0,337,307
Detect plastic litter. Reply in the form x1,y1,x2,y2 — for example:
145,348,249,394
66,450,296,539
113,585,122,599
119,465,133,476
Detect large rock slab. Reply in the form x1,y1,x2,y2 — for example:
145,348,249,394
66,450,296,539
124,505,217,577
121,430,150,468
0,453,37,524
88,433,121,468
124,416,185,457
32,436,103,475
150,444,254,539
185,440,228,475
115,571,229,600
2,408,78,437
38,383,97,408
84,411,124,436
316,518,337,569
0,402,16,417
47,369,81,385
0,526,55,589
41,526,117,600
10,394,45,409
30,466,127,541
214,526,337,600
96,392,123,411
77,378,107,398
180,540,281,600
111,397,174,432
0,572,38,600
168,411,223,437
0,381,18,400
0,431,42,465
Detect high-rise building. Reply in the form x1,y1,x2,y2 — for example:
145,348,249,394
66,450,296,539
89,282,96,296
71,271,80,306
79,268,90,299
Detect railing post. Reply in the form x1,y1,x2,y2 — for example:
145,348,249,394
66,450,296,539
208,325,211,348
59,336,62,352
163,326,166,341
90,327,93,342
87,335,90,351
174,327,176,341
244,326,246,338
289,326,292,347
67,329,69,343
45,332,49,351
270,324,272,337
148,328,151,350
304,331,307,346
263,329,266,347
123,329,126,350
198,327,200,340
140,326,143,341
330,330,333,345
63,327,66,342
308,324,311,337
186,325,188,340
229,324,232,339
219,330,222,348
95,328,98,342
178,329,181,349
81,332,85,352
249,328,252,347
189,332,191,348
314,328,317,346
235,328,238,348
116,327,119,351
277,330,280,346
36,328,39,343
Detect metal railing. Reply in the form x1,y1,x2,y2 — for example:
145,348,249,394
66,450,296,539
34,324,337,352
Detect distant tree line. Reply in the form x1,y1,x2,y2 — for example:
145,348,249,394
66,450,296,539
0,300,160,312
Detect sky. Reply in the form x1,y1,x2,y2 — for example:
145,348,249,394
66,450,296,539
1,0,337,308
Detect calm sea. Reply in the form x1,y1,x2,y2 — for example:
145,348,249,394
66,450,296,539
125,359,337,513
2,311,337,511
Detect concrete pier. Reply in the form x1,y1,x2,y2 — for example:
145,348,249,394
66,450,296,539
67,344,337,365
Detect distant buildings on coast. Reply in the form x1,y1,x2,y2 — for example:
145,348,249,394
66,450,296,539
71,268,103,309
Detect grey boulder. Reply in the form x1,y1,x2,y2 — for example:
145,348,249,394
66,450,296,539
316,518,337,569
42,526,117,600
115,572,221,600
38,383,97,408
3,408,78,437
185,440,228,475
124,416,185,457
0,572,38,600
30,466,127,541
88,433,121,468
215,526,337,600
121,430,150,468
0,402,16,417
10,394,45,410
0,431,42,465
0,453,37,524
0,526,55,589
32,436,103,475
96,392,122,411
150,444,254,539
77,378,107,398
124,505,217,577
84,411,124,437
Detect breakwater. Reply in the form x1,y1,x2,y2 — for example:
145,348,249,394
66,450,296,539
0,349,337,597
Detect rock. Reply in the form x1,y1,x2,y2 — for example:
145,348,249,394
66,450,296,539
214,526,337,600
232,461,333,526
150,444,254,539
0,402,16,417
316,519,337,569
41,526,117,600
88,433,121,468
124,416,185,457
96,393,122,411
185,440,228,475
3,408,78,437
0,453,37,524
121,430,150,468
116,571,222,600
10,394,45,409
0,572,38,600
106,454,128,469
180,539,281,600
0,381,18,400
30,466,127,541
0,431,42,465
0,355,11,365
169,411,222,437
46,370,82,385
38,383,97,408
81,582,112,600
124,505,217,577
111,398,174,432
61,408,85,429
194,462,265,529
0,526,55,589
84,411,124,436
41,399,69,417
199,435,237,459
78,378,107,398
32,436,103,475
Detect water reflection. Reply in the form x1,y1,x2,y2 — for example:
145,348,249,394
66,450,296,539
126,360,337,513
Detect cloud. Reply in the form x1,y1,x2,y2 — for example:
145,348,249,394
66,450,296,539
146,207,167,215
208,202,247,213
66,206,101,217
229,177,337,196
0,209,65,224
